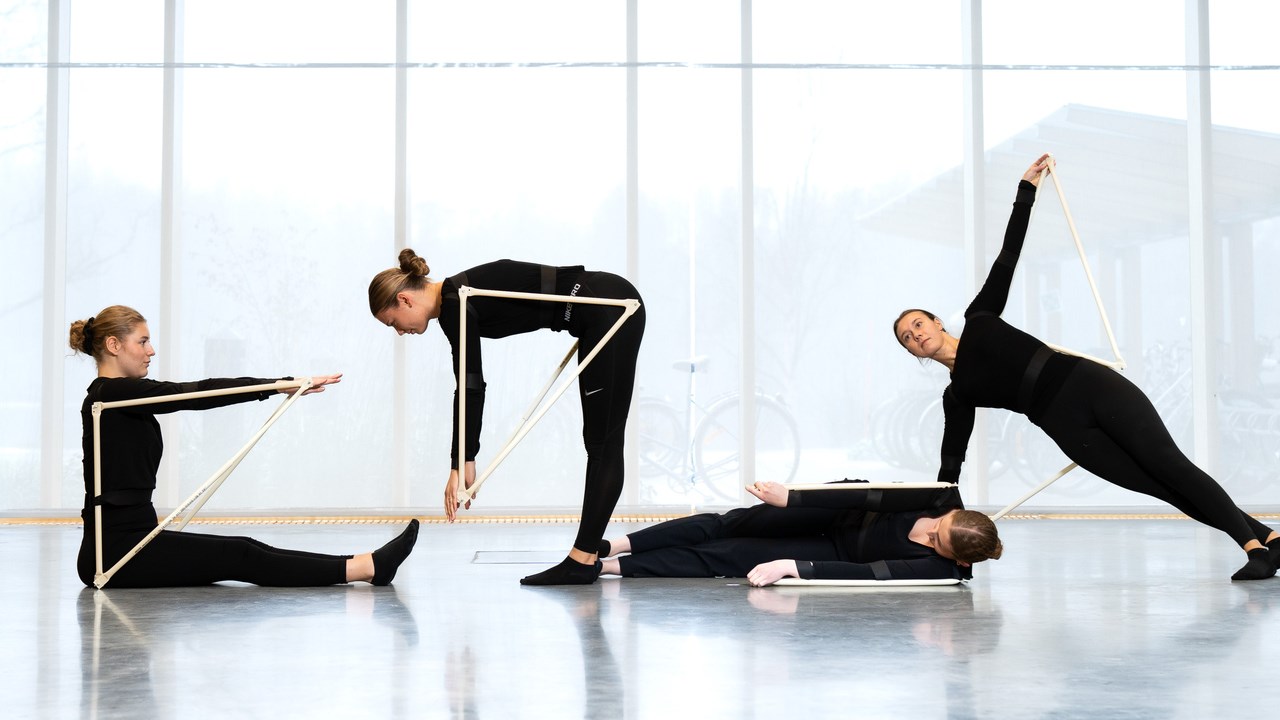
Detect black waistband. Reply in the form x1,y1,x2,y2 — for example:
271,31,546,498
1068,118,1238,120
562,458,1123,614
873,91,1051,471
89,489,153,507
1018,346,1055,413
539,264,557,328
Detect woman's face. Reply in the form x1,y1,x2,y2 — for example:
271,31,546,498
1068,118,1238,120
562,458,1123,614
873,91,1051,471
896,311,944,359
930,510,962,564
375,292,430,336
111,322,155,378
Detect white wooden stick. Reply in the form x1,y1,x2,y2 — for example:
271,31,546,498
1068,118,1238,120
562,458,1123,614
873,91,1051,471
94,379,306,410
991,462,1079,521
456,285,641,502
484,341,580,476
1042,156,1126,370
784,481,954,491
1044,342,1126,371
773,578,961,587
174,383,311,530
91,378,311,588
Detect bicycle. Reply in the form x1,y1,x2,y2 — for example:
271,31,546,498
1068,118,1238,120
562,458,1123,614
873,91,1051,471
635,355,801,505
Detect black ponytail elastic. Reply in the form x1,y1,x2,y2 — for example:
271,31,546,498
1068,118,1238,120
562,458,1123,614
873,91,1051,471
82,317,96,354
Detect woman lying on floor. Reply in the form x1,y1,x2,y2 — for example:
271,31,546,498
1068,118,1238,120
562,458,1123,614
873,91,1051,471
599,480,1002,586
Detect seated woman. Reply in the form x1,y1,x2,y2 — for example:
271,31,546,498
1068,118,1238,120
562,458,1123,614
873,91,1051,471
72,305,419,588
599,480,1002,586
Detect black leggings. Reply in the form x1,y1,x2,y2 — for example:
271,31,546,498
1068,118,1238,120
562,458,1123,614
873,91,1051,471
79,509,348,588
570,273,645,554
1035,360,1272,547
617,504,843,577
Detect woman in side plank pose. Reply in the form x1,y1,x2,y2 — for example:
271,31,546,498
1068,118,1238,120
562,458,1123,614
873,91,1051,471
894,154,1278,581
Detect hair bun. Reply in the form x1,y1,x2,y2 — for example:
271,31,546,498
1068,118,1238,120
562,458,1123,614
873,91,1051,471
398,248,430,277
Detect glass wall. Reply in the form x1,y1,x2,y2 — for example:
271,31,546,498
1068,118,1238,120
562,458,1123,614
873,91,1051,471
4,0,1279,513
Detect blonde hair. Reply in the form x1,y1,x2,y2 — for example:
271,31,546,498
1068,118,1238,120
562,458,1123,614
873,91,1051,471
69,305,147,362
368,248,431,315
948,510,1004,564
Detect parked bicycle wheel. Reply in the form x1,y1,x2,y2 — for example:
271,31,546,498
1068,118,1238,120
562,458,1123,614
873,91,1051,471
693,393,800,502
635,398,684,479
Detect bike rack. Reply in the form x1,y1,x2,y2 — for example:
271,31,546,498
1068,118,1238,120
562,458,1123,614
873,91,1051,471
455,286,642,503
990,155,1127,520
90,378,313,588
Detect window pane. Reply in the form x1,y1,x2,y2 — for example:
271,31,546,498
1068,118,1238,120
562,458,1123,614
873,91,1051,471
68,0,162,63
634,68,742,505
0,0,46,63
750,4,962,502
984,0,1183,66
755,0,959,65
179,68,395,509
754,68,965,496
410,0,623,63
1210,0,1280,66
184,0,396,64
62,67,164,508
638,0,739,64
0,64,46,510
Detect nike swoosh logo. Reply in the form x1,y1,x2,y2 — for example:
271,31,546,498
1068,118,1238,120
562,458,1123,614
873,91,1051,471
585,388,604,396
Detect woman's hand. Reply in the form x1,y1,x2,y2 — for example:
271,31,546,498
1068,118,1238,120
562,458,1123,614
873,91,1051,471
1022,153,1052,186
746,481,789,508
283,373,343,396
747,559,800,587
444,462,477,521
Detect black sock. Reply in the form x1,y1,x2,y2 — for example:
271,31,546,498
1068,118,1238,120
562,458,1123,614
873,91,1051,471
598,540,611,558
520,557,601,586
372,519,420,586
1231,547,1275,581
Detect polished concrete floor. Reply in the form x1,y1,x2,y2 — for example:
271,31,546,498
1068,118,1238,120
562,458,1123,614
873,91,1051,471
6,515,1280,719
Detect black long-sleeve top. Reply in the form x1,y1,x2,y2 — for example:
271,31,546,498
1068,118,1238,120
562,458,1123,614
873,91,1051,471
790,480,971,580
936,180,1082,483
81,376,283,512
437,259,586,464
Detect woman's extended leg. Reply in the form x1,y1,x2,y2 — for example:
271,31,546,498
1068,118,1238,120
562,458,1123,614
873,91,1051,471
97,520,419,588
614,536,839,578
522,274,645,586
1039,362,1274,580
600,505,844,575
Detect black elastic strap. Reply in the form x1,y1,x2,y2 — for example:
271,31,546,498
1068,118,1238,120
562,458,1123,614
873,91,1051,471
91,490,152,506
1019,346,1054,412
856,511,879,562
869,560,892,581
540,265,556,327
465,372,484,391
443,271,471,301
866,489,883,509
